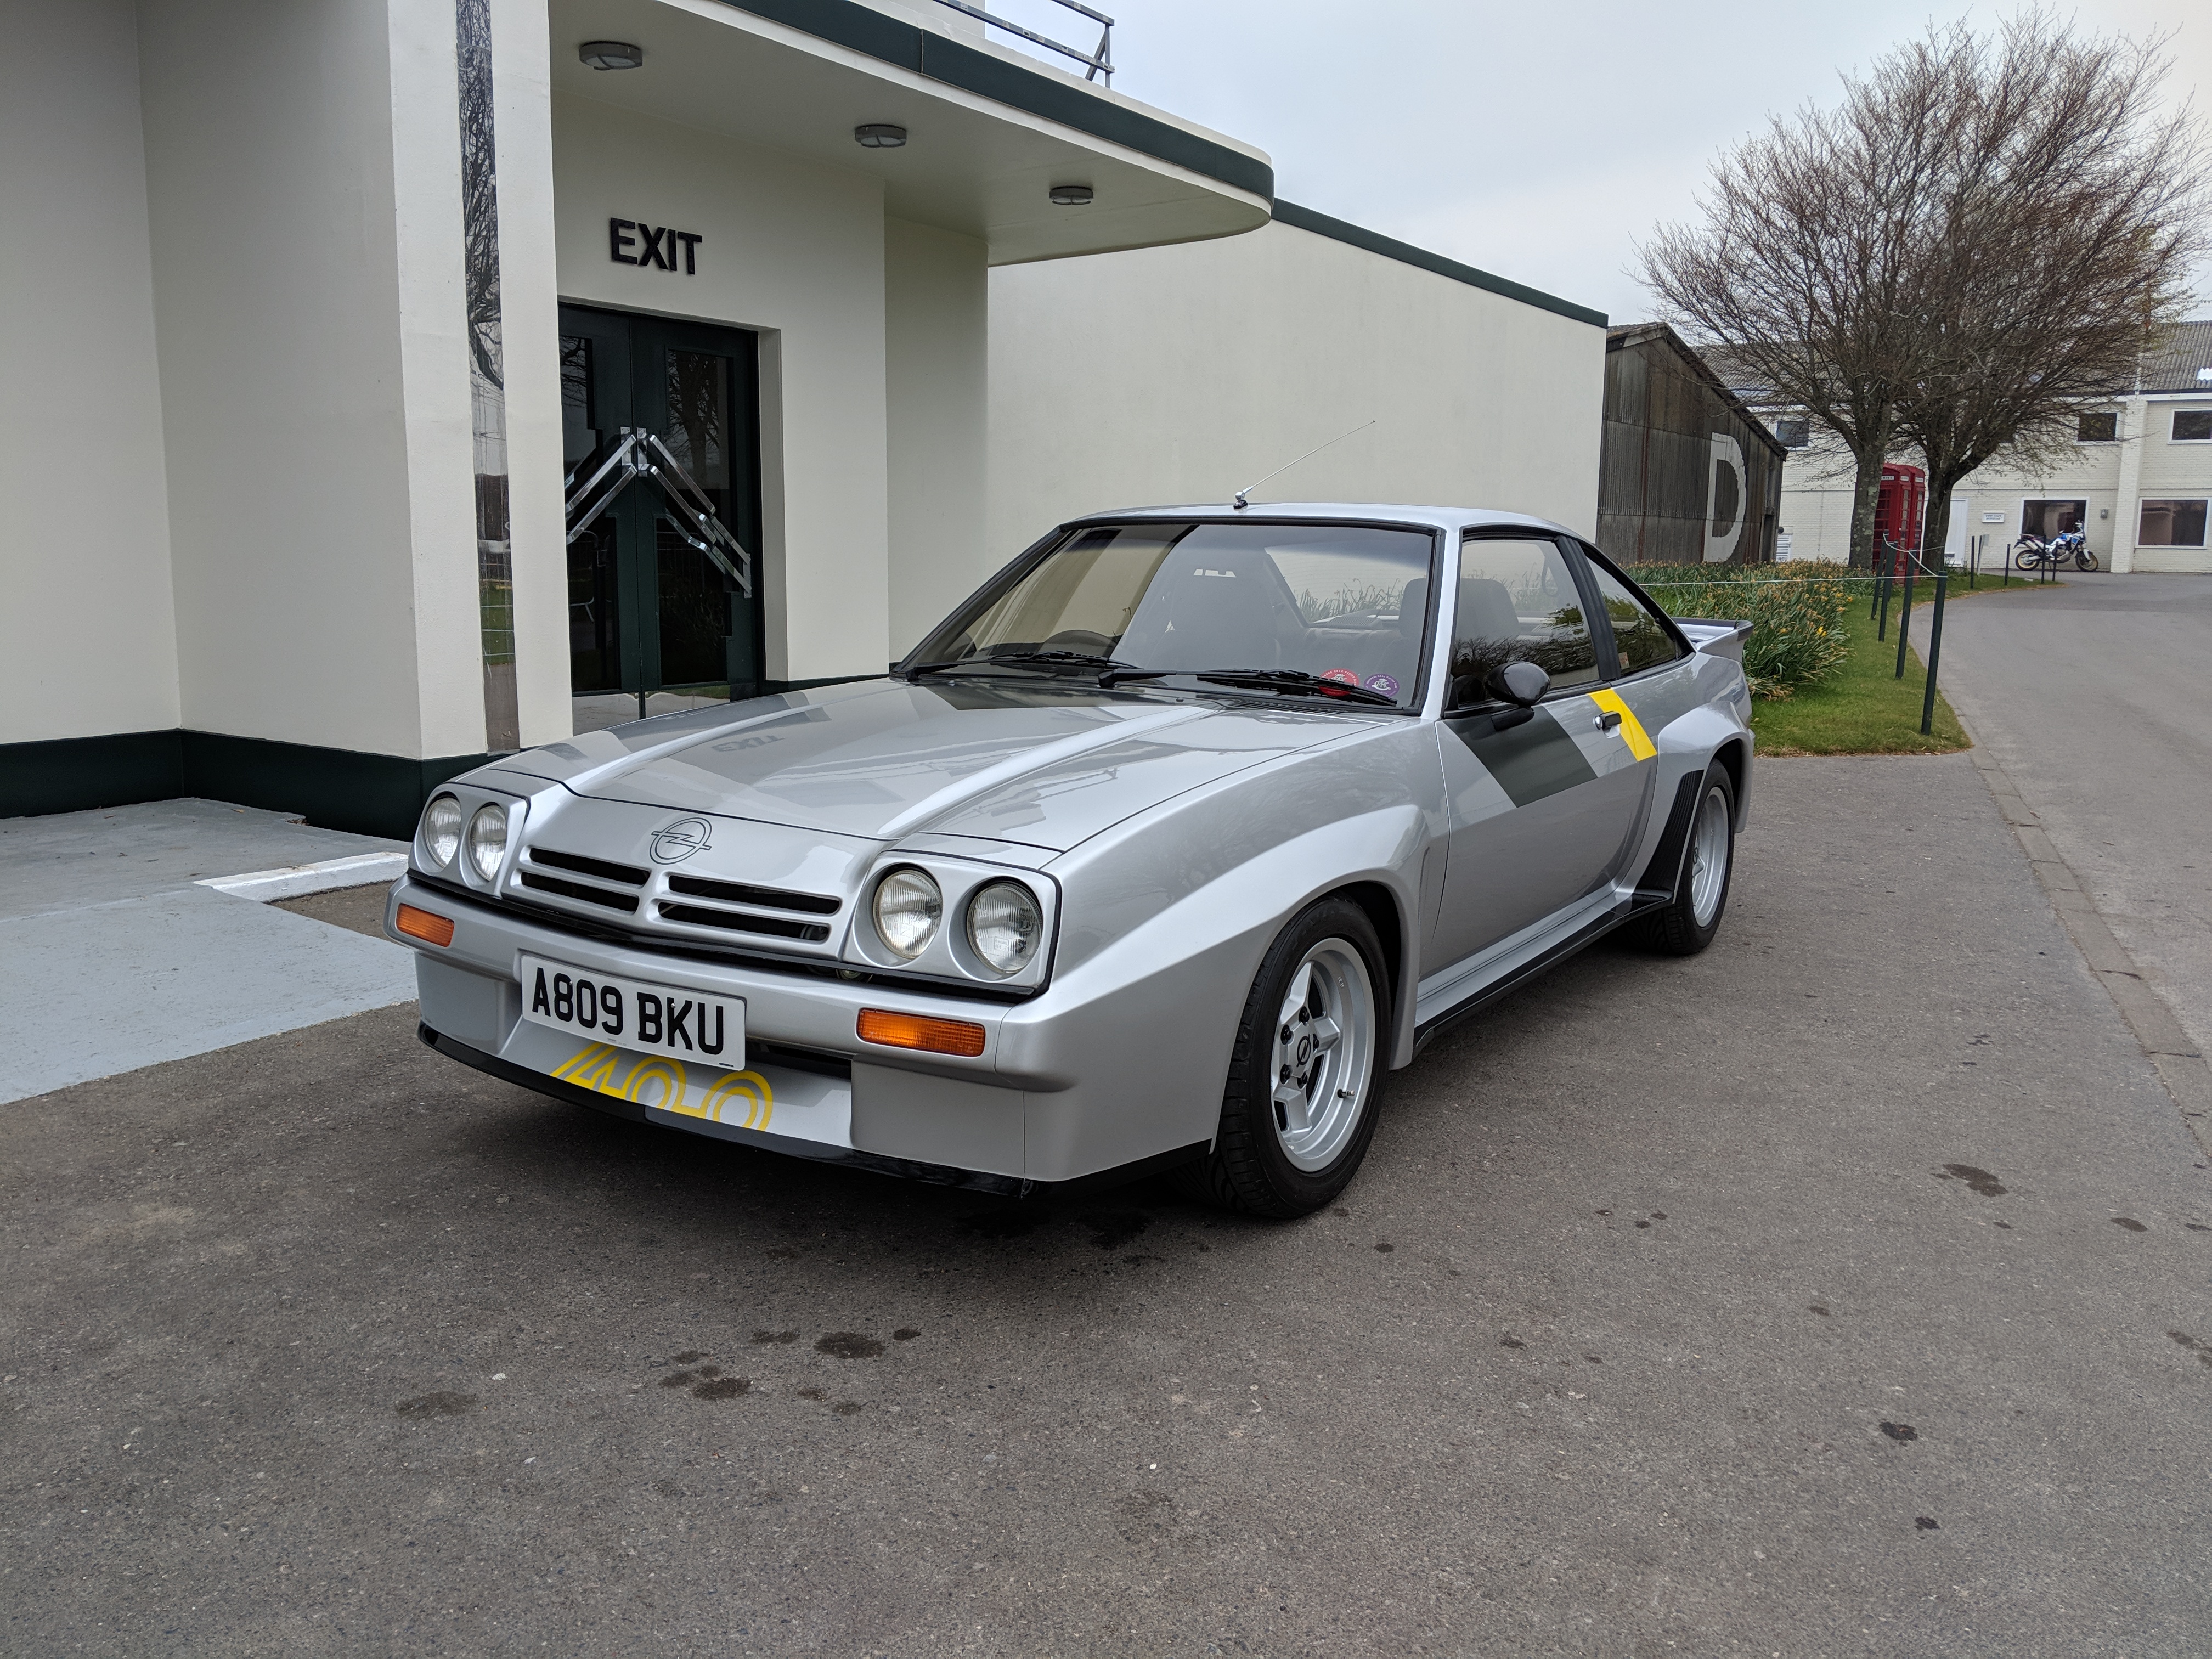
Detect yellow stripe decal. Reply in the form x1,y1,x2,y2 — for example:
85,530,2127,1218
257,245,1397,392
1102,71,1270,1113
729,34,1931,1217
1589,690,1657,761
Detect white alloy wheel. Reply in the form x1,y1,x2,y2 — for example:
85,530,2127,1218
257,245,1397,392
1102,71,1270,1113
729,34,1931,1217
1688,782,1732,927
1269,938,1377,1172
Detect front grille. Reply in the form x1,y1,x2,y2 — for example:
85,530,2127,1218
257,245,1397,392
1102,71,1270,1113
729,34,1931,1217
664,873,840,915
518,870,640,913
528,848,648,887
658,901,831,943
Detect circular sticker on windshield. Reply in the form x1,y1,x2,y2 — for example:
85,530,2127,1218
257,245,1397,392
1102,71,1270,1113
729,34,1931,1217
1322,668,1361,686
1364,674,1400,697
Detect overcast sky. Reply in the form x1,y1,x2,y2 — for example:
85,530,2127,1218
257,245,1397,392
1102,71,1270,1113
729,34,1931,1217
994,0,2211,323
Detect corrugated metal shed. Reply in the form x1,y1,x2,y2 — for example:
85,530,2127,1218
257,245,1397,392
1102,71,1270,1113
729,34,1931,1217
1599,323,1787,565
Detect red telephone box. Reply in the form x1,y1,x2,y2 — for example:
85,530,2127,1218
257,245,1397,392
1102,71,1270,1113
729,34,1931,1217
1874,463,1926,574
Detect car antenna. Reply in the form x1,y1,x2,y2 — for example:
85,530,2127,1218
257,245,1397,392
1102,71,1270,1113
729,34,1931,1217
1231,419,1376,510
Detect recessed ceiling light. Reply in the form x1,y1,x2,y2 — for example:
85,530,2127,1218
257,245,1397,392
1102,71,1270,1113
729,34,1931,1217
1048,184,1094,206
579,41,644,71
855,125,908,149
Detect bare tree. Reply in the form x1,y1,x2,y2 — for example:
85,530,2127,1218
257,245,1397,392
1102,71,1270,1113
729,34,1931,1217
1892,16,2207,573
1641,45,1972,567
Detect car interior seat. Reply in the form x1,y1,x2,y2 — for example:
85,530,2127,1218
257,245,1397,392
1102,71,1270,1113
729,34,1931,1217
1130,563,1284,669
1455,577,1525,651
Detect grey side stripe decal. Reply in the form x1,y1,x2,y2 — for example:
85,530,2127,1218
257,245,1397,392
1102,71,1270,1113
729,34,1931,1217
1451,706,1598,808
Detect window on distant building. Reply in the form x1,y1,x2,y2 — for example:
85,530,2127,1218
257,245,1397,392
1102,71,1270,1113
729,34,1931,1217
2175,410,2212,442
2138,500,2208,548
2076,411,2118,443
1774,416,1809,448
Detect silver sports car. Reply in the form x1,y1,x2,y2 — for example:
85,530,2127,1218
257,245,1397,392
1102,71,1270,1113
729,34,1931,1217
391,505,1752,1217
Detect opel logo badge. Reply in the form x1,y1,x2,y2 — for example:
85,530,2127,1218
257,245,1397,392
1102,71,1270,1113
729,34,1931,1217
649,817,712,864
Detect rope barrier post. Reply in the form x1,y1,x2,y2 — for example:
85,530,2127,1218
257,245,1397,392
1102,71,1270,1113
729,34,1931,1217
1877,551,1893,640
1893,562,1916,679
1920,571,1948,735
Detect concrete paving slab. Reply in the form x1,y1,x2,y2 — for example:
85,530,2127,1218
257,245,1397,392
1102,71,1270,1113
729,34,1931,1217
0,798,416,1102
0,798,403,918
4,755,2209,1656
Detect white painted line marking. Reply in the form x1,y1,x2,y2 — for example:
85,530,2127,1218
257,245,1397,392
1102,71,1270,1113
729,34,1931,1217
194,852,409,902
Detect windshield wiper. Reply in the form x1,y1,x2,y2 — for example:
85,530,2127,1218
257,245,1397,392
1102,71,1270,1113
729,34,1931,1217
902,649,1140,681
986,650,1143,673
1101,666,1399,706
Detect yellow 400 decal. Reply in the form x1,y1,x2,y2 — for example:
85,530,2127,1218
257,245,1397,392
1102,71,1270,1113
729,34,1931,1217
550,1042,775,1130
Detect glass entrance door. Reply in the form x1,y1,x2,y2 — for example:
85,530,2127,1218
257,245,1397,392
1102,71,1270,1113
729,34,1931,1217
560,304,763,730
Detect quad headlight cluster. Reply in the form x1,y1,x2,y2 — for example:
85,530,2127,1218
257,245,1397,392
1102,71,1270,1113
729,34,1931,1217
866,866,1045,980
417,791,514,883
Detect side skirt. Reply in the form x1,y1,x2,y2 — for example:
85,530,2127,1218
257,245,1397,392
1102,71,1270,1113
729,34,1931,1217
1410,896,1658,1056
417,1023,1206,1201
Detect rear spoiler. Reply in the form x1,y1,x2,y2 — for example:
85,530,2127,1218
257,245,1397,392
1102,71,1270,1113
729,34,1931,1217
1671,618,1754,663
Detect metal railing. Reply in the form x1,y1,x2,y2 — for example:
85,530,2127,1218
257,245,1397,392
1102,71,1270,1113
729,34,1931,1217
1869,543,1950,736
935,0,1114,84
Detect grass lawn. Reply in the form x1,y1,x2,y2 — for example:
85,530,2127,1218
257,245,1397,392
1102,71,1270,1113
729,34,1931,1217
1750,592,1977,755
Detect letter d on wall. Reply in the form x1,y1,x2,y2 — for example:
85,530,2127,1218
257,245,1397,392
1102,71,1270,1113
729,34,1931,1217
1705,433,1746,563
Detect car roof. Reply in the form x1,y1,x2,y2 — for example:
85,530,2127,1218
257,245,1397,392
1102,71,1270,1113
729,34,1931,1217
1062,503,1581,538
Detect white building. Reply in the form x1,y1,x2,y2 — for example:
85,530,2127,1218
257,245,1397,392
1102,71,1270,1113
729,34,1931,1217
3,0,1606,837
1746,323,2212,573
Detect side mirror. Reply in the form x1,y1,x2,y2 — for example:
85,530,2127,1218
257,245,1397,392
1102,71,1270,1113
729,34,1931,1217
1488,661,1550,707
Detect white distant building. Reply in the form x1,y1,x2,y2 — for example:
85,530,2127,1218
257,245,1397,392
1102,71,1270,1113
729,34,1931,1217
1714,322,2212,574
3,0,1606,835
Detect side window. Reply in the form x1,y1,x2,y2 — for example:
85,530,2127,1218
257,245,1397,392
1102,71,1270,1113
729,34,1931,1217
1585,555,1688,675
1453,537,1600,693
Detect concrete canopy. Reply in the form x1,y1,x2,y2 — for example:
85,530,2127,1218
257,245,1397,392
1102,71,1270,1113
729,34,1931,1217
548,0,1273,264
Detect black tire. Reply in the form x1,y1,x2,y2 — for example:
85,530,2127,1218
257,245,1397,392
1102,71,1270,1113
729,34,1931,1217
1173,897,1390,1219
2012,547,2042,571
1635,765,1736,956
2076,550,2099,572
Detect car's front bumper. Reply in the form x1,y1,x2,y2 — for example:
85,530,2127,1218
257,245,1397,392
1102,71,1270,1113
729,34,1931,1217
387,874,1233,1189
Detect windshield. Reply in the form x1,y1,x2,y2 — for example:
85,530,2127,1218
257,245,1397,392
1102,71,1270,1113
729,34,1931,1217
909,522,1436,707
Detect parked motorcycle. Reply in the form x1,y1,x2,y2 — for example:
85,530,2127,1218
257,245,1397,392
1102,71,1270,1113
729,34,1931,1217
2013,529,2098,572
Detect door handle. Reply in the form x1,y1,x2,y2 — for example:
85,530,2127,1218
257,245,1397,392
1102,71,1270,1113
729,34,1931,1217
1598,710,1623,733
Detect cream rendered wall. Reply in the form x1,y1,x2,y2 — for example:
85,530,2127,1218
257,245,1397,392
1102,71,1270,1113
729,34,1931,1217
492,0,571,745
0,0,179,744
1776,430,2138,567
552,95,892,683
137,0,486,759
986,220,1605,554
2134,399,2212,574
885,217,989,654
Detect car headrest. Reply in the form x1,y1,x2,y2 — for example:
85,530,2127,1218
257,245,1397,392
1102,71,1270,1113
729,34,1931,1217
1455,576,1524,646
1397,577,1429,637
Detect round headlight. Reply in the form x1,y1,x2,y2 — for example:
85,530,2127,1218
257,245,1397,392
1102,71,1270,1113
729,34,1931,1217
422,793,463,867
872,868,942,960
966,882,1041,977
466,803,508,881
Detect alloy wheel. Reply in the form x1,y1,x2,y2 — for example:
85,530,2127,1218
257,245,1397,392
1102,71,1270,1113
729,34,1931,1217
1269,938,1376,1172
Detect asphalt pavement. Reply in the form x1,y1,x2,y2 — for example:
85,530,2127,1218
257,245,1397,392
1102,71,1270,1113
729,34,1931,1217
6,755,2210,1657
1933,571,2212,1064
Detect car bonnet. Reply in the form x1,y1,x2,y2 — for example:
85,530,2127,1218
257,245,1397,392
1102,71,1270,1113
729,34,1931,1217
493,679,1382,853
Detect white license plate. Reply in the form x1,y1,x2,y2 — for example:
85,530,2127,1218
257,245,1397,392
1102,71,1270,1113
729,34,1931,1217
517,954,743,1063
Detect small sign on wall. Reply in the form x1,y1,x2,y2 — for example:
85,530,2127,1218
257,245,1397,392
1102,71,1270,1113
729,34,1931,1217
1980,511,2005,522
610,218,702,274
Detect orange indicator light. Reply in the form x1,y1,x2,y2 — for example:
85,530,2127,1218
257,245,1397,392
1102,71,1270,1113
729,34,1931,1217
395,904,455,947
856,1008,986,1058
